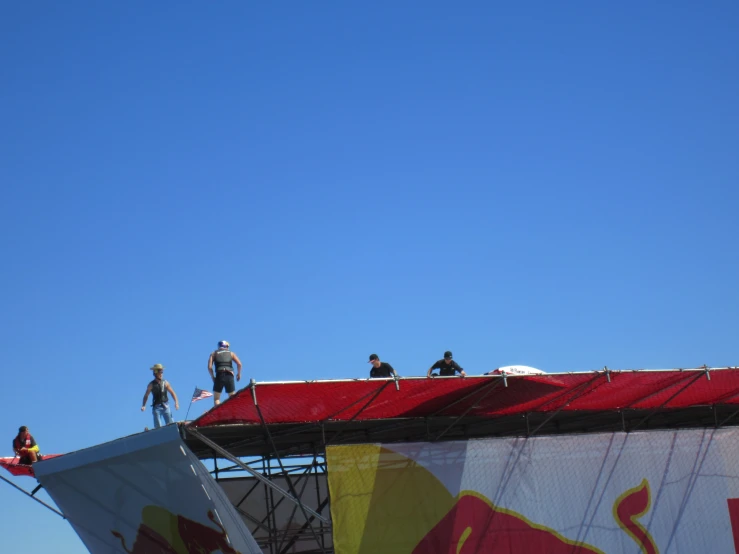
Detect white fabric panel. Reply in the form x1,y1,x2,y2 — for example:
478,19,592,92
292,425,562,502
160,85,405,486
34,425,261,554
386,428,739,553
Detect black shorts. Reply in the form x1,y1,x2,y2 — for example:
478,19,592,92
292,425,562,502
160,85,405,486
213,371,236,394
19,455,34,465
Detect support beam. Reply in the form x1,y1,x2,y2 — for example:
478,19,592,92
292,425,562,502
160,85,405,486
252,383,330,554
0,473,64,518
630,372,706,432
529,373,606,437
325,382,391,445
279,497,331,554
186,427,330,524
276,466,314,553
433,379,504,441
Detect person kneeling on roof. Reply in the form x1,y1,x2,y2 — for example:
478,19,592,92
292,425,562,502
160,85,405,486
427,350,466,378
13,426,41,465
368,353,398,378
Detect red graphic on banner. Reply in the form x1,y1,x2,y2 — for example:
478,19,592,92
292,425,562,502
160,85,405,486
412,492,604,554
111,524,179,554
111,507,242,554
613,479,659,554
727,498,739,553
411,481,661,553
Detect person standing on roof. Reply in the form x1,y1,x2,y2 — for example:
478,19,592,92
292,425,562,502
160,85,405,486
427,350,467,378
141,363,179,428
13,426,40,465
368,353,398,378
208,340,243,405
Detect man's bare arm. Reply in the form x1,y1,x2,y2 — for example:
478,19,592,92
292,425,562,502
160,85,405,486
166,384,180,410
232,353,243,381
207,353,215,381
141,383,153,411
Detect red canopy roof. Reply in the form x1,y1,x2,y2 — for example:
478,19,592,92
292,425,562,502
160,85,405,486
191,368,739,428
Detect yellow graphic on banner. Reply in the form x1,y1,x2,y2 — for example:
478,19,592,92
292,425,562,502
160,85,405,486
111,506,242,554
612,479,659,554
326,444,454,554
327,445,659,554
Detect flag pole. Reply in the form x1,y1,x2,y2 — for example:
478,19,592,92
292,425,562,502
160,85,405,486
184,386,197,422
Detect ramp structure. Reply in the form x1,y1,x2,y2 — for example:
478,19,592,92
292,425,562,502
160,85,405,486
34,425,262,554
8,367,739,554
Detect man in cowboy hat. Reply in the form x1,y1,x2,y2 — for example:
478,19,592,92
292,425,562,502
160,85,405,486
141,363,180,428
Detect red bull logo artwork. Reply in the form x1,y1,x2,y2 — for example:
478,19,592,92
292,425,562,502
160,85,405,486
613,479,658,554
411,493,604,554
111,506,242,554
326,443,662,554
412,482,659,553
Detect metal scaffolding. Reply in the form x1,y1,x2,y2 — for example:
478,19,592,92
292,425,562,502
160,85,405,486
180,367,739,554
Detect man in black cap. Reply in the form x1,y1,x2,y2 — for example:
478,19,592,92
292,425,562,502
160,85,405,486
368,353,398,378
427,351,466,378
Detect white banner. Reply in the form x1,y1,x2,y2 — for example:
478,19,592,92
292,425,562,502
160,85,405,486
35,425,261,554
327,427,739,553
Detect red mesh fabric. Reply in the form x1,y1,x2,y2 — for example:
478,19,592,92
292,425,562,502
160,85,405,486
0,454,62,477
190,369,739,427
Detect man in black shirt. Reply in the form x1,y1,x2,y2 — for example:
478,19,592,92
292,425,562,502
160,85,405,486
427,351,466,378
368,353,397,378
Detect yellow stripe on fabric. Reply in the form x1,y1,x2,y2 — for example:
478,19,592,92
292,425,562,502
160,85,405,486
327,445,455,554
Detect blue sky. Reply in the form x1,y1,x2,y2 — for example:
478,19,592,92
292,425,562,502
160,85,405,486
1,2,738,551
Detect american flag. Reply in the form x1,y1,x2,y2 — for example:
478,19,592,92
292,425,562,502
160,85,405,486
192,387,213,402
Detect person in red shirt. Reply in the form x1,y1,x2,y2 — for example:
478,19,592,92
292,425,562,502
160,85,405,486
13,426,40,465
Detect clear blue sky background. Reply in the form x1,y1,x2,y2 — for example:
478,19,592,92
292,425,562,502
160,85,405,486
1,2,738,551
